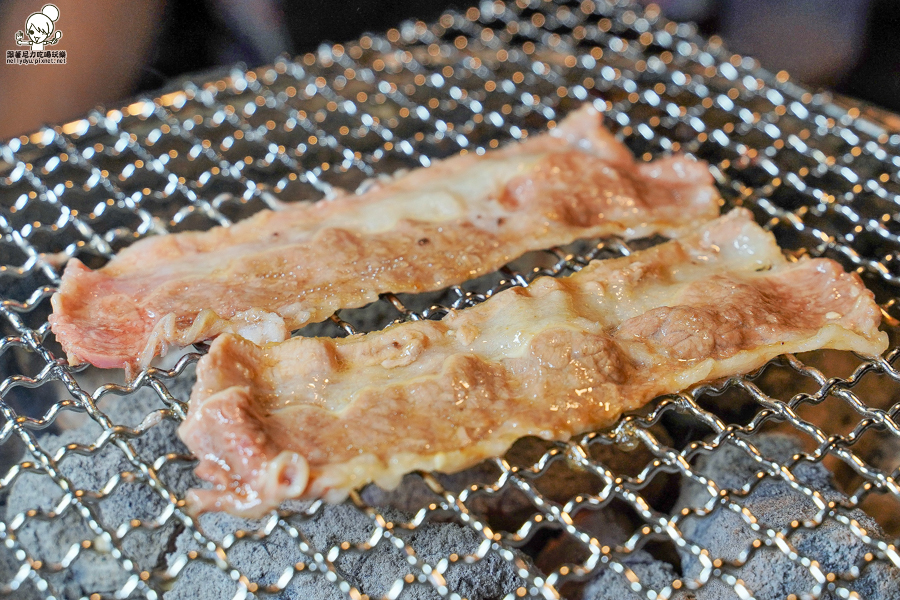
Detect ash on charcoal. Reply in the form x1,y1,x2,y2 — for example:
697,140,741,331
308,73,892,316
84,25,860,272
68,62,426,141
167,503,528,600
675,433,900,600
5,373,198,599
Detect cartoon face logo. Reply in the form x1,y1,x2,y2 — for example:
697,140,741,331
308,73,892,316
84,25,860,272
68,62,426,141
15,4,62,51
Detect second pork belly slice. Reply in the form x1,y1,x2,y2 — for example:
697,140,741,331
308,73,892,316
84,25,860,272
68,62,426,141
178,209,888,517
49,103,720,375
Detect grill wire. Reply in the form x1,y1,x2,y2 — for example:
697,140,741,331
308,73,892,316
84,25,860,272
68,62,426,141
2,0,900,598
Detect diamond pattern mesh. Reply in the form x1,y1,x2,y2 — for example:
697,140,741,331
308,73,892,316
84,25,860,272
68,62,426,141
1,0,899,598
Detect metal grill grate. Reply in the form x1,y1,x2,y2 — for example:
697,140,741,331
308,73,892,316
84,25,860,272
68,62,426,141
2,0,900,598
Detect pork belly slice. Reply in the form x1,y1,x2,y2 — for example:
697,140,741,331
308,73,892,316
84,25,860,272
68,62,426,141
178,209,888,517
50,104,720,376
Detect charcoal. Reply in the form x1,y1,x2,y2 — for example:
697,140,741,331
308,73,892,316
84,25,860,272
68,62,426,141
535,505,634,574
166,503,529,599
0,541,43,600
675,433,900,600
359,472,445,516
581,550,685,600
535,504,636,600
5,374,198,599
166,509,343,600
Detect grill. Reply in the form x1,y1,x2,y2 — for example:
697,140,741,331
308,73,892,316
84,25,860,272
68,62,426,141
2,0,900,598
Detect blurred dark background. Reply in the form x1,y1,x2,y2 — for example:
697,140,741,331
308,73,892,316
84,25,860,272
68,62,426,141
653,0,900,116
0,0,899,140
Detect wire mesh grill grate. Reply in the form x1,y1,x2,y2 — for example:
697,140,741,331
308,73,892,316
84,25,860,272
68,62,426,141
1,0,900,598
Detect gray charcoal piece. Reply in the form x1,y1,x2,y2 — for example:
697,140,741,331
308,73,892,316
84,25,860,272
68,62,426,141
0,540,43,600
570,504,715,600
581,550,690,600
535,505,634,576
5,376,199,599
675,433,900,600
579,549,742,600
167,503,528,600
581,554,748,600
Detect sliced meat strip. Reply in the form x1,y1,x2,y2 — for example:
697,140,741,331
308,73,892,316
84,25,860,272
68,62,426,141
50,104,720,376
178,209,888,517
